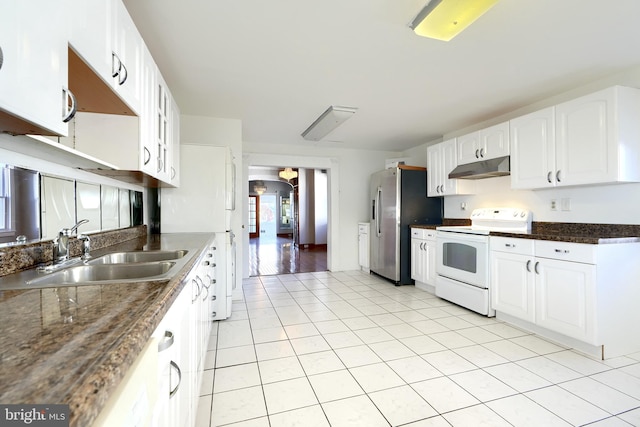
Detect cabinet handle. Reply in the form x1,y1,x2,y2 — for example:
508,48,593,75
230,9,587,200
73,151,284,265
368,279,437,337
480,148,485,158
556,170,562,183
554,249,570,254
475,149,480,159
505,243,515,248
547,171,553,183
157,158,164,173
526,260,531,272
192,278,201,302
143,147,151,165
171,167,176,179
169,361,182,398
534,261,540,274
111,52,121,78
158,330,174,352
119,62,128,85
62,88,77,123
0,46,4,70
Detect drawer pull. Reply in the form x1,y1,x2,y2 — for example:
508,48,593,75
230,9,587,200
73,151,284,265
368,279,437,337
554,249,570,254
505,243,515,248
169,361,182,398
158,330,174,352
526,260,531,272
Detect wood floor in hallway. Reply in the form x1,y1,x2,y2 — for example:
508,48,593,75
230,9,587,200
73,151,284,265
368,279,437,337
249,236,327,276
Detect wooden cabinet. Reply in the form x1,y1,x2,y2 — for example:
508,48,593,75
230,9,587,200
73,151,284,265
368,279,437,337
0,0,73,136
411,228,437,290
427,139,473,197
456,122,510,165
511,86,640,189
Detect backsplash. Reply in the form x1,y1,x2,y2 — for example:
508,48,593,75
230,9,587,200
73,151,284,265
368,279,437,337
0,225,147,277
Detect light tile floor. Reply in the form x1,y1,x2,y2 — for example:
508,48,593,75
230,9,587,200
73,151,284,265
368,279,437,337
195,271,640,426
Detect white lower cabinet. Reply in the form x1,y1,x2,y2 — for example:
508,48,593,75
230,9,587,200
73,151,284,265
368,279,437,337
535,257,596,344
150,237,217,427
491,247,535,323
490,236,640,359
411,228,437,291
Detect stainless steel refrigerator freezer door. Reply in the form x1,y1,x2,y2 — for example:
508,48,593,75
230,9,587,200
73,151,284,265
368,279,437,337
369,169,400,282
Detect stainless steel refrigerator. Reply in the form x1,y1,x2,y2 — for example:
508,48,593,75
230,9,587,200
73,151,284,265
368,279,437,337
369,167,443,285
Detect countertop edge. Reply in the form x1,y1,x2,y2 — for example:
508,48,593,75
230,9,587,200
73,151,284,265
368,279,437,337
69,251,200,427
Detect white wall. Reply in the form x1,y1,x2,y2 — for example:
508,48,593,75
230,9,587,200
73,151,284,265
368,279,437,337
403,65,640,225
244,143,401,274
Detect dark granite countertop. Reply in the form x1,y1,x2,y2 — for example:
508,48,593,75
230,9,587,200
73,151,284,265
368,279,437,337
412,221,640,244
0,233,213,427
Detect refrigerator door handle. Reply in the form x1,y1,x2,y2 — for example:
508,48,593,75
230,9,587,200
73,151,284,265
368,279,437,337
376,186,382,237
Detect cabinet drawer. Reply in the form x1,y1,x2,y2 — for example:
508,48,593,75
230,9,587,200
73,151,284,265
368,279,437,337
490,237,534,255
535,240,595,264
411,228,436,240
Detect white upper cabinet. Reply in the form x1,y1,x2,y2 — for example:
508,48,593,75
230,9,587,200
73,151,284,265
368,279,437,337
427,139,473,197
69,0,143,115
510,107,556,189
0,0,72,136
511,86,640,189
111,0,144,114
456,122,510,165
69,0,114,84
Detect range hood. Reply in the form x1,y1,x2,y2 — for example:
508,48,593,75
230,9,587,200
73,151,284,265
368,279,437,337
448,156,510,180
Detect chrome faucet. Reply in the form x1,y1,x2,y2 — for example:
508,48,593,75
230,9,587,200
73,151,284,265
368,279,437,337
77,234,91,260
53,219,89,264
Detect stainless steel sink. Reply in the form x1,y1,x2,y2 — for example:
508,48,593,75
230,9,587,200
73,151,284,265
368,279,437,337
25,262,176,287
88,250,189,265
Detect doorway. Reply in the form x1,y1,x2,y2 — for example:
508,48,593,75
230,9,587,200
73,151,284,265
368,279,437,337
248,167,328,276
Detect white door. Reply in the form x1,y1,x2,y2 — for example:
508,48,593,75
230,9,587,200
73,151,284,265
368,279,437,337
411,237,426,282
535,258,597,344
440,138,458,195
555,89,613,186
0,0,69,135
510,107,556,189
427,144,441,197
491,251,535,322
480,121,510,160
456,131,480,165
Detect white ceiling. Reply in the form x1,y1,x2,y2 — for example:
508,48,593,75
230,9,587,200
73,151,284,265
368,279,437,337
123,0,640,152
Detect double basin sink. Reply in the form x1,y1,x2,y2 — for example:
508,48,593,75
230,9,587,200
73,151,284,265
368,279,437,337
23,250,190,289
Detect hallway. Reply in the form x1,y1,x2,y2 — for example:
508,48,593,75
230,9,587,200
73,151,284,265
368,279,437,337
249,236,327,276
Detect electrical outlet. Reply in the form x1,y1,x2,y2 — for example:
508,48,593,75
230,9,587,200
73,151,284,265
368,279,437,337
561,198,571,211
550,199,557,211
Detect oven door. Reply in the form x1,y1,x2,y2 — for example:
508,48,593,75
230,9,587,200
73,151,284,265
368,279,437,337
436,231,488,288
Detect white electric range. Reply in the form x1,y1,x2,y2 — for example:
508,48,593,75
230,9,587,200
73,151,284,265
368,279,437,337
435,208,532,316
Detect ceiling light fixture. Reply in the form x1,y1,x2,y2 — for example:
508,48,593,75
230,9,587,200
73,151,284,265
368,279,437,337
301,105,357,141
253,181,267,195
409,0,499,42
279,168,298,181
